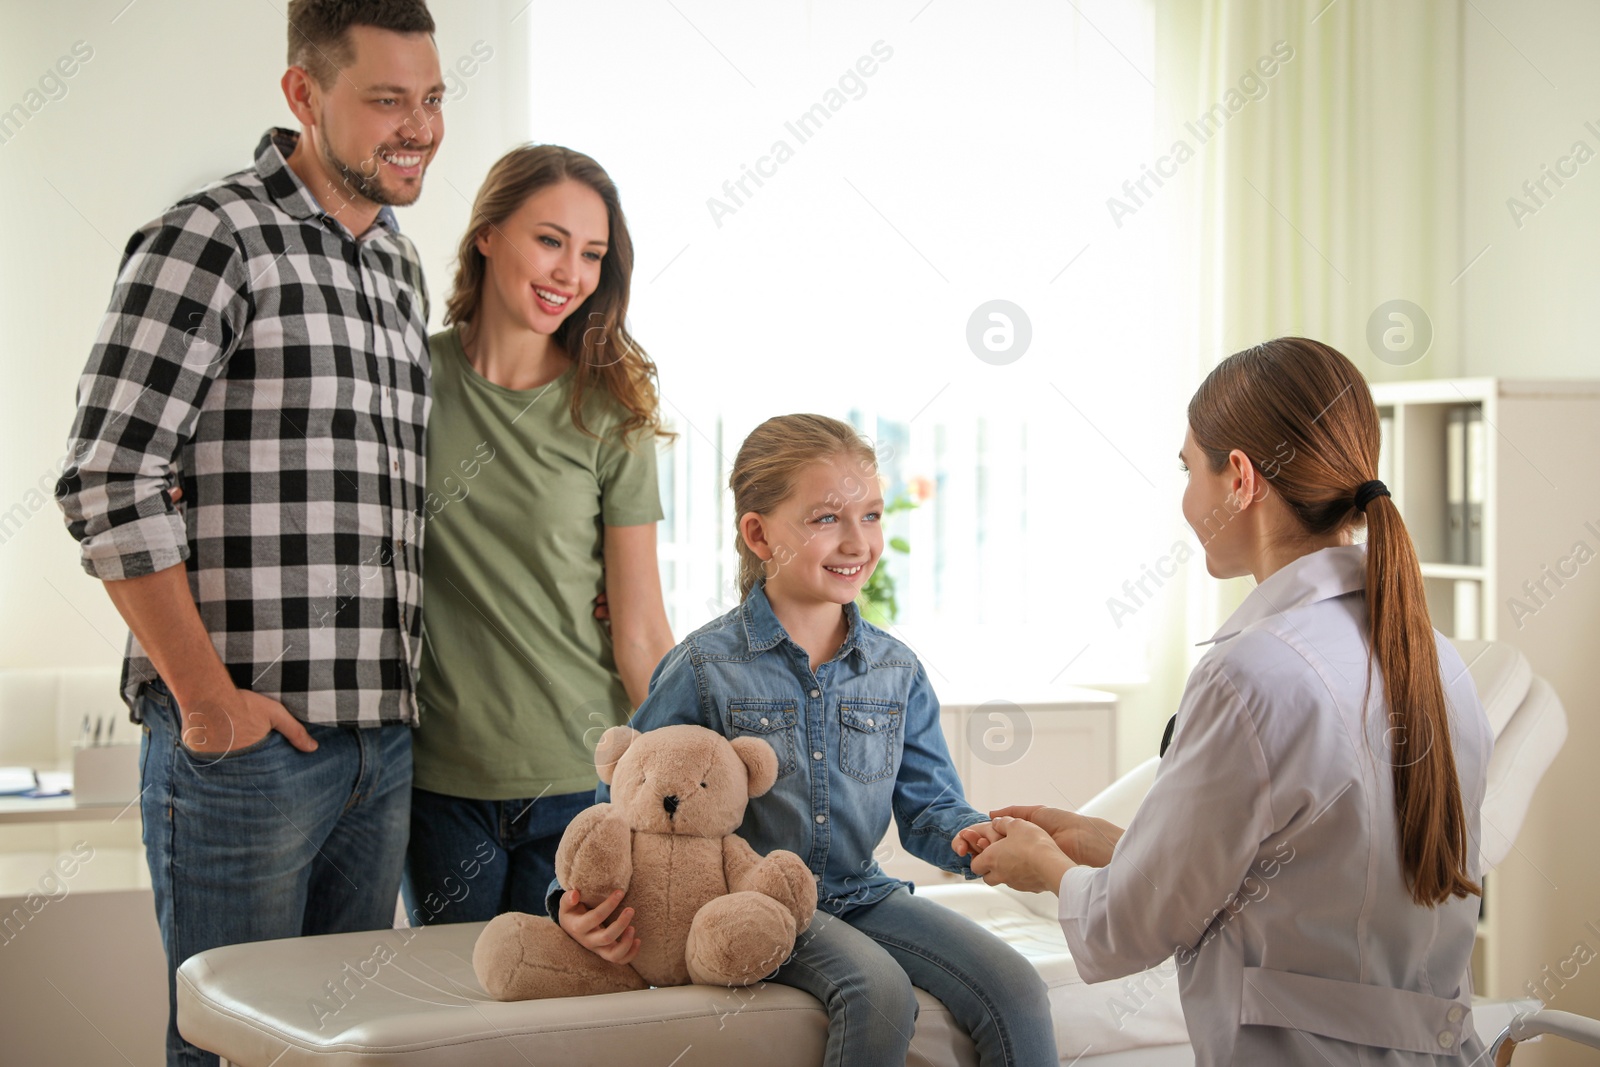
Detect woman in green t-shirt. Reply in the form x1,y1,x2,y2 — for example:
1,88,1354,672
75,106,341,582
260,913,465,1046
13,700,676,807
403,145,675,925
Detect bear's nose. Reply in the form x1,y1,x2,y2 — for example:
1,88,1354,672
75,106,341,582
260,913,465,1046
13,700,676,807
663,795,679,816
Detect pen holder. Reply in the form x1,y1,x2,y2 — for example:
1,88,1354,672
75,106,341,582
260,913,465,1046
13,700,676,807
73,742,141,806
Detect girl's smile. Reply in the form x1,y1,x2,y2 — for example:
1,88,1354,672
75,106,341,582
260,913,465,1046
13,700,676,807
743,454,884,612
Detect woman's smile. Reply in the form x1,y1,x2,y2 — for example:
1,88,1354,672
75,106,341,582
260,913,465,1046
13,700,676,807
532,284,573,314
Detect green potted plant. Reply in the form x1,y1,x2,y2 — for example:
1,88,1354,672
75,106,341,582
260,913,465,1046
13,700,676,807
857,492,918,626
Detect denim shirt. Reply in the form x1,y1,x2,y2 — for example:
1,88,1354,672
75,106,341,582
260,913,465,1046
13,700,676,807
547,581,986,917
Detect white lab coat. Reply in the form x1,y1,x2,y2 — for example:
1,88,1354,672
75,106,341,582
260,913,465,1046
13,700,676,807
1059,545,1492,1065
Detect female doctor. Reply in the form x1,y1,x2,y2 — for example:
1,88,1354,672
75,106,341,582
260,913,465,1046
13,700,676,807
960,337,1493,1065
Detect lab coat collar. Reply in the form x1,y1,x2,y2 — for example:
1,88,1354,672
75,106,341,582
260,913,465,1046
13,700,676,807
1197,544,1367,646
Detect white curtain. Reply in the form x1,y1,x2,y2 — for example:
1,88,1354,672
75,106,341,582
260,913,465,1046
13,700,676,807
526,0,1182,704
516,0,1466,766
1150,0,1464,622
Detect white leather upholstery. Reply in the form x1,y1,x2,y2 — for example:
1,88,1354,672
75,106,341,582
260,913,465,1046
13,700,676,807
1480,675,1565,869
1453,640,1566,869
174,639,1567,1066
1451,640,1532,737
176,882,1190,1066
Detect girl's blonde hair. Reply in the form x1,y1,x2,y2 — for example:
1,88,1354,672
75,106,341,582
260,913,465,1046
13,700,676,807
1189,336,1478,907
444,144,671,446
730,414,877,599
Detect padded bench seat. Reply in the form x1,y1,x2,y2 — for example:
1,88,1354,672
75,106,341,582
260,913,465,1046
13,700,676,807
177,639,1562,1066
176,881,1188,1066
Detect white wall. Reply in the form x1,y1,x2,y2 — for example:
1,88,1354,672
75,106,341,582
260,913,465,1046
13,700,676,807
1463,4,1600,1061
0,0,529,684
1462,0,1600,377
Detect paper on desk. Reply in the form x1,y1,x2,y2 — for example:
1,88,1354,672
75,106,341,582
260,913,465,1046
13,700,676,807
0,767,39,795
29,771,73,798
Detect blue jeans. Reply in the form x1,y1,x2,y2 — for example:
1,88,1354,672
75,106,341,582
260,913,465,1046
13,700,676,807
766,886,1057,1067
403,787,592,923
139,680,412,1067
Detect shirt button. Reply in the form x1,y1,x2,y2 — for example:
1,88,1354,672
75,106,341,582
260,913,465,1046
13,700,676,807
391,461,400,474
815,814,826,824
812,751,823,760
760,717,769,726
1437,1032,1454,1049
865,717,875,727
809,689,820,698
1447,1006,1464,1023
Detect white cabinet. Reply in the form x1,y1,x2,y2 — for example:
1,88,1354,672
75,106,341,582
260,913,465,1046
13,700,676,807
0,668,167,1065
1371,377,1600,1018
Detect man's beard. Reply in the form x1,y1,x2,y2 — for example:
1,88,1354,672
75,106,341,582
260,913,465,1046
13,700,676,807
319,135,423,208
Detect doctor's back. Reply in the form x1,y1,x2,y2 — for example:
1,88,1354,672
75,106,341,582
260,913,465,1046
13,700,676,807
1058,338,1494,1065
1168,548,1492,1063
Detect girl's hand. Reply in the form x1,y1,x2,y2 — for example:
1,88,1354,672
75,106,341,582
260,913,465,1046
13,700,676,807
952,821,995,857
988,804,1124,869
969,816,1075,894
557,888,641,965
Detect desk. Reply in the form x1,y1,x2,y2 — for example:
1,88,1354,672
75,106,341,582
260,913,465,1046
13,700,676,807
0,790,164,1065
0,794,138,825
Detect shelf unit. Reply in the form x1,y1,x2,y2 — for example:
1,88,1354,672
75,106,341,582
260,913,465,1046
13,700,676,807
1371,377,1600,1018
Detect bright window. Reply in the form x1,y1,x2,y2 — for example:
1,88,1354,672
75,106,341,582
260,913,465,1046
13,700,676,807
528,0,1176,692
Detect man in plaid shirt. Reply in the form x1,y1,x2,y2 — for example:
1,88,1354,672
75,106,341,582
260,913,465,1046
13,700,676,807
55,3,444,1063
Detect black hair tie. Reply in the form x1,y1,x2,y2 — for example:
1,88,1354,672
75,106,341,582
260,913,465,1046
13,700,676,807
1353,479,1390,512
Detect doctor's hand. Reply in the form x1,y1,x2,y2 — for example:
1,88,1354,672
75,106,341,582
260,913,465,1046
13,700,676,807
969,817,1075,895
988,804,1125,869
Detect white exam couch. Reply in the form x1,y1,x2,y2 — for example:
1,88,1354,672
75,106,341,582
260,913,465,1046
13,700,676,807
176,639,1566,1065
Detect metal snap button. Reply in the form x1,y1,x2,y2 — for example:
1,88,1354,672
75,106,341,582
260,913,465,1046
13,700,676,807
809,689,820,698
813,751,823,760
815,814,827,824
865,717,875,727
760,717,769,726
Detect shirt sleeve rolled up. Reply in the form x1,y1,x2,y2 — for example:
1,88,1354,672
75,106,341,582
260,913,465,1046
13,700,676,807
55,202,249,581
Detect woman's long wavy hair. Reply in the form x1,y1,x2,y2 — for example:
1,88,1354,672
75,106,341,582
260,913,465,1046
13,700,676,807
444,144,670,446
730,415,877,600
1188,337,1479,907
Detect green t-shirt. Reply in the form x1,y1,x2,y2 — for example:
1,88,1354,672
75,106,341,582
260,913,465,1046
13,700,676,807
413,326,664,799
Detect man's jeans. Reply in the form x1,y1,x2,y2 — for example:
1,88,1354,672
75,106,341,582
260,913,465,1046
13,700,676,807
139,680,411,1067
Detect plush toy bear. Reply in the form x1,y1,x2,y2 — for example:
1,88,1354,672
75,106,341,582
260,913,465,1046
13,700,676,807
472,723,818,1000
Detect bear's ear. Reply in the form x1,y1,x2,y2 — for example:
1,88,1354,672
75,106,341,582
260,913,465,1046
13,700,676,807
731,736,779,797
594,726,640,785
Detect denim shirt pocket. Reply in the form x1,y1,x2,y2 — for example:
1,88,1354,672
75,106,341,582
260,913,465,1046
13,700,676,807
728,701,800,779
838,700,902,784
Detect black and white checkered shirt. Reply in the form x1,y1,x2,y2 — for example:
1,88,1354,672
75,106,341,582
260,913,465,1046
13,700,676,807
57,128,431,727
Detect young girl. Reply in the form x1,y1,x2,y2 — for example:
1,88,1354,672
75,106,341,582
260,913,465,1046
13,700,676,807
404,145,675,925
551,414,1057,1066
967,338,1493,1065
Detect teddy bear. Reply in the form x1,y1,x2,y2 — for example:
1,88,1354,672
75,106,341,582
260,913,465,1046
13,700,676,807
472,723,818,1000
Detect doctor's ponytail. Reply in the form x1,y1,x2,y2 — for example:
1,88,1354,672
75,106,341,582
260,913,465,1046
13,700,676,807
1189,338,1480,908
